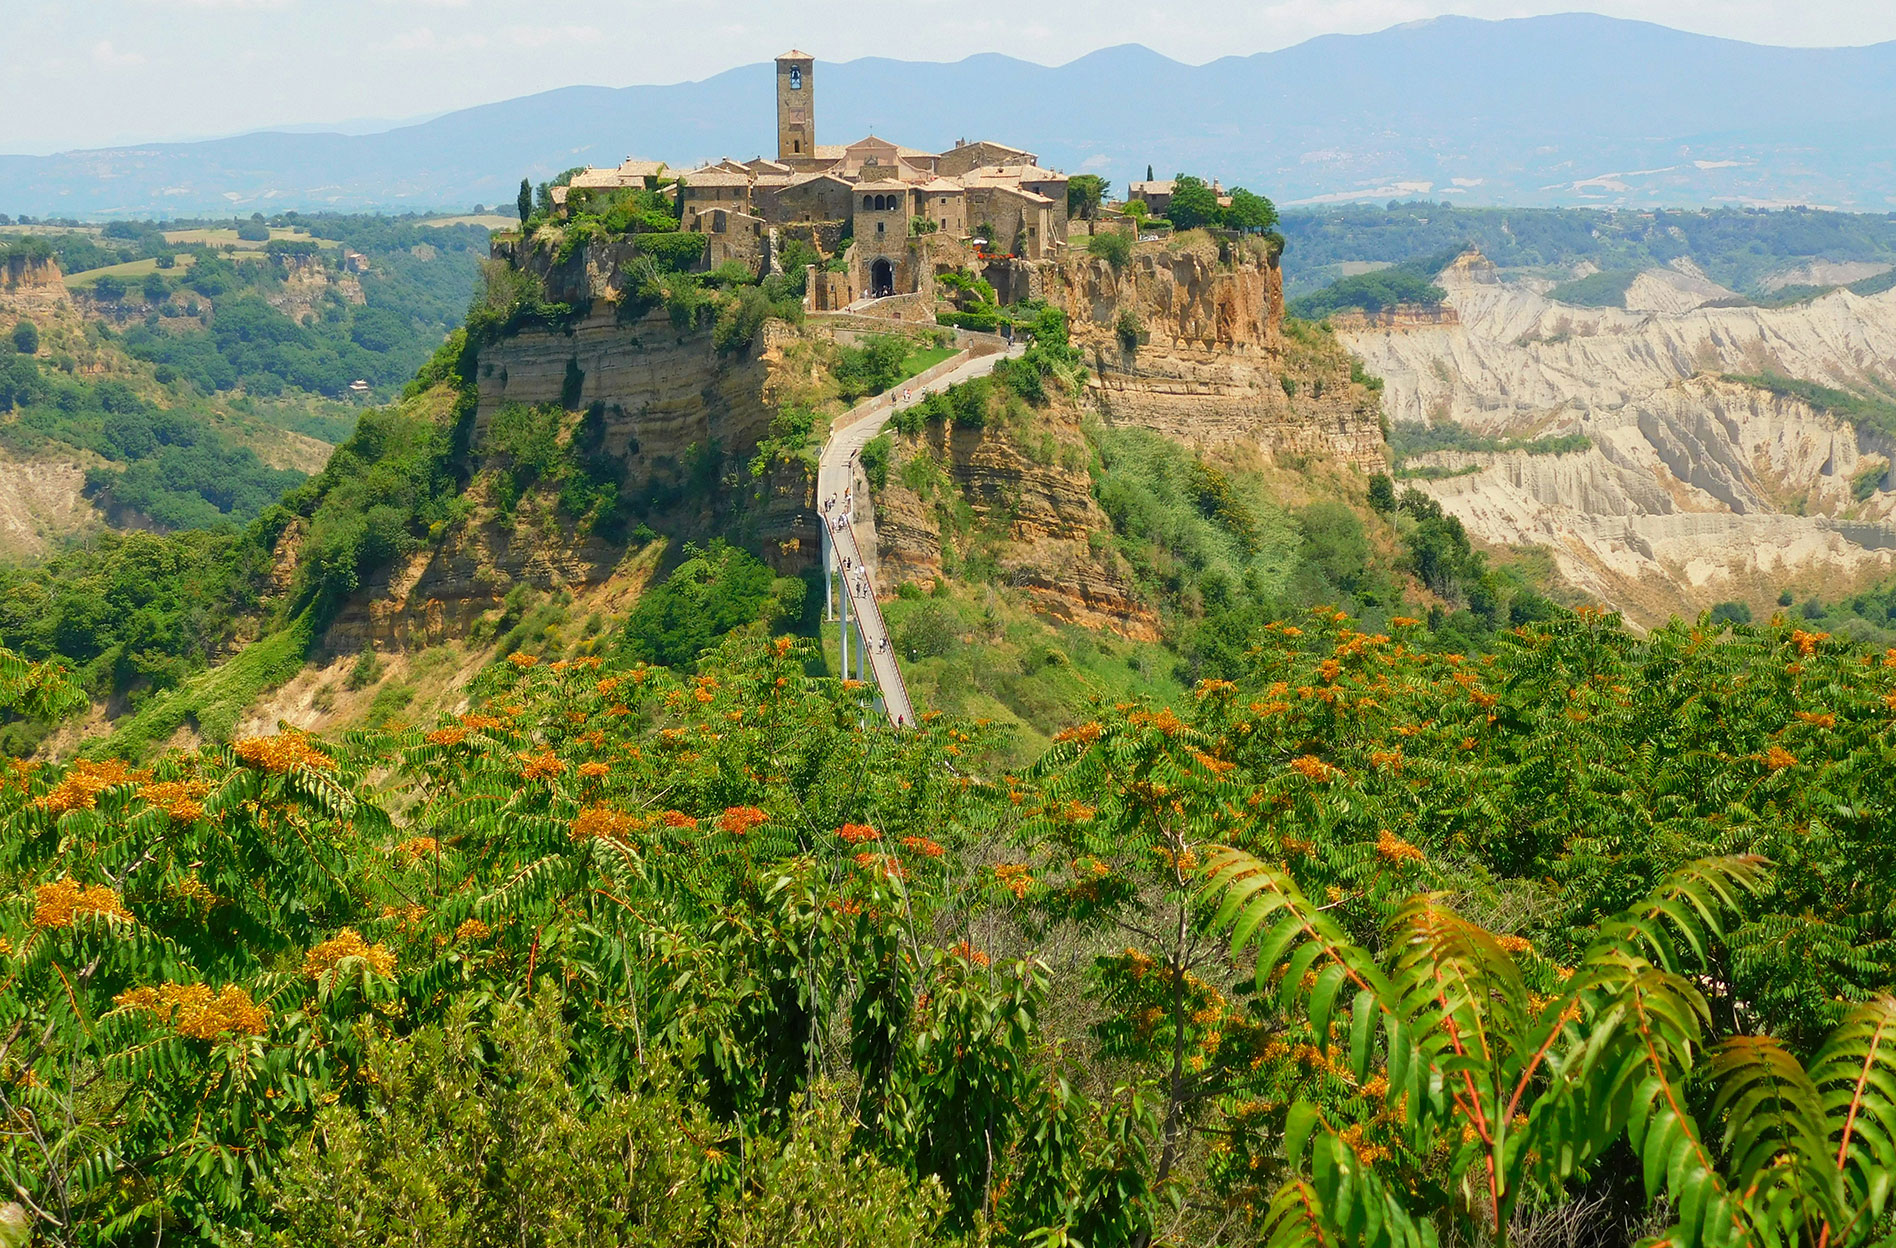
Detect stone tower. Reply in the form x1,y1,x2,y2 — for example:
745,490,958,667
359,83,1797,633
776,50,815,164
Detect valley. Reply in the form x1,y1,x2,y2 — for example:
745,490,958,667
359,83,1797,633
8,28,1896,1248
1337,249,1896,625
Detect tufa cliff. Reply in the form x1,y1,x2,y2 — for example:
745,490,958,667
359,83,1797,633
1048,237,1385,472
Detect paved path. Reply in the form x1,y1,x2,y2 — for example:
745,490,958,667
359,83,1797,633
816,345,1022,727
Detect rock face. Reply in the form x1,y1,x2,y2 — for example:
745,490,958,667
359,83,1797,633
1,256,69,318
0,460,100,561
264,254,366,323
1048,243,1386,473
866,411,1161,640
1341,251,1896,622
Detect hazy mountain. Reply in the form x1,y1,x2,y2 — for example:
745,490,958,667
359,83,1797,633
5,13,1896,218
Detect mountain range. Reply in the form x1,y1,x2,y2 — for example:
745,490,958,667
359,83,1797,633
4,13,1896,218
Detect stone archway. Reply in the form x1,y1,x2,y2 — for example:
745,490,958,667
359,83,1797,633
870,257,894,298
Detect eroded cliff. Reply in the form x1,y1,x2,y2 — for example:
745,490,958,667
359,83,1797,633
1341,251,1896,622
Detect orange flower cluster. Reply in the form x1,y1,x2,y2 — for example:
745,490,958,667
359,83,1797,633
658,810,697,829
838,823,881,845
138,778,210,823
1288,755,1338,783
1795,711,1836,729
425,726,469,747
461,713,504,732
115,982,268,1040
171,874,218,909
507,652,538,668
32,878,133,929
1791,629,1830,657
718,806,768,835
994,863,1034,899
1055,800,1096,823
1369,750,1404,772
572,804,639,843
1375,830,1426,865
1195,679,1237,698
394,836,439,864
1392,616,1422,628
1762,745,1797,772
901,835,945,858
37,758,149,814
303,929,397,979
1128,707,1185,735
1053,721,1102,745
596,676,622,697
1495,934,1534,955
454,918,492,942
949,940,991,967
233,731,335,774
1338,1122,1393,1166
577,761,611,779
518,750,566,780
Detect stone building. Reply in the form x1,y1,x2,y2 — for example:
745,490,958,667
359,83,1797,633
559,47,1077,307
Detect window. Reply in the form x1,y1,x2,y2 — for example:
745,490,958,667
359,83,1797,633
877,222,885,234
863,195,873,211
789,66,802,91
794,140,801,154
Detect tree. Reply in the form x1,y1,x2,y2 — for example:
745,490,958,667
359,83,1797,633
1224,187,1278,233
1366,472,1397,513
1145,164,1154,182
91,275,127,303
1166,175,1221,231
11,319,38,355
1066,175,1108,221
517,177,533,225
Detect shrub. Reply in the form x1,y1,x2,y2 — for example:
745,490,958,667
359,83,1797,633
1114,309,1144,352
11,320,38,355
859,434,892,491
637,232,708,273
1087,230,1133,274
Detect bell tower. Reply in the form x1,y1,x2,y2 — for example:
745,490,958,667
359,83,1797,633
776,50,815,164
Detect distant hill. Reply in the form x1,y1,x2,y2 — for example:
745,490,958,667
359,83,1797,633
4,13,1896,217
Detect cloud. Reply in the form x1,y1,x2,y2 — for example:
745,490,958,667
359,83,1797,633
92,40,148,66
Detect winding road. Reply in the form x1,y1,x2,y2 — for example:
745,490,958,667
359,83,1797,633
816,343,1022,727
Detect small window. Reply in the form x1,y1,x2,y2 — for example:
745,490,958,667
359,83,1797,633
794,140,801,154
789,66,802,91
877,222,885,234
863,195,873,211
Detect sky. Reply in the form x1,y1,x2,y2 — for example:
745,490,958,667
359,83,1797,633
4,0,1895,155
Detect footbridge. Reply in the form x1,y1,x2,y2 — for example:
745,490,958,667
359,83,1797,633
815,343,1022,727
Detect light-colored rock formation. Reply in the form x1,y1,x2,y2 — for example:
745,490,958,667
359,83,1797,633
1049,242,1386,472
1341,251,1896,623
0,460,101,560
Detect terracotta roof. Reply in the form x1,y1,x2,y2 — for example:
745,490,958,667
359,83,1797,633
844,135,935,159
787,171,851,187
854,178,908,193
744,158,792,173
678,167,752,187
989,164,1067,182
966,182,1054,206
751,173,795,188
957,139,1033,155
916,177,966,193
567,169,628,189
812,145,847,160
777,49,814,60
